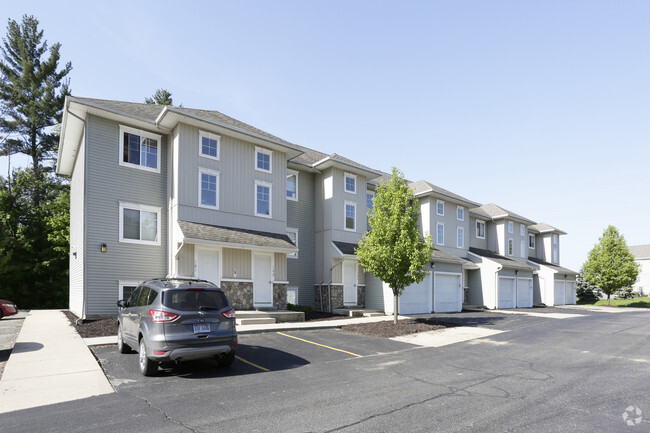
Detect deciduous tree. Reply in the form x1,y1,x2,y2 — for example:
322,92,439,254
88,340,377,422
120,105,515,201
356,167,434,324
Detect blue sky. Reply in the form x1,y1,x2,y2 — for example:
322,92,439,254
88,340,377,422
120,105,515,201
2,1,649,272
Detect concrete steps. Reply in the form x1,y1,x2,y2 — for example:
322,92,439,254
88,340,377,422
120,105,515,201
235,309,305,323
332,308,384,318
236,317,276,326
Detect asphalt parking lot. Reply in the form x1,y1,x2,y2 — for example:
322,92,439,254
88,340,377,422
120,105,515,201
0,312,25,379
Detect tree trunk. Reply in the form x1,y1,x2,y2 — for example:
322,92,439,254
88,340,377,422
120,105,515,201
607,293,610,306
393,294,398,325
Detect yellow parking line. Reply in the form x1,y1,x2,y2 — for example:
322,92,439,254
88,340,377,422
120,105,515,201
235,355,270,372
277,332,363,358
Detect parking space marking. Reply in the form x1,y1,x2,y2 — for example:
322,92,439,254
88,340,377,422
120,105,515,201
277,332,363,358
235,355,270,372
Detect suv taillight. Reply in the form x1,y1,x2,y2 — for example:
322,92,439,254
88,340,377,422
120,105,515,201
222,308,235,319
149,309,179,322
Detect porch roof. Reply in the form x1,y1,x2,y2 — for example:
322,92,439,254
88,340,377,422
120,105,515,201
469,247,535,271
332,241,358,257
178,221,297,252
527,257,578,276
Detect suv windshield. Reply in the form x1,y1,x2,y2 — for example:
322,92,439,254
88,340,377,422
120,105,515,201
162,289,229,311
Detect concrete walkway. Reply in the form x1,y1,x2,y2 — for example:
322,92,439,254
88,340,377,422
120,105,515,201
0,310,114,414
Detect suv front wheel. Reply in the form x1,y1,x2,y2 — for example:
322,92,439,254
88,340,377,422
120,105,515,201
117,324,131,354
139,338,158,376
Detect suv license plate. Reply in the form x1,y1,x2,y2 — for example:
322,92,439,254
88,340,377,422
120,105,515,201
193,323,210,333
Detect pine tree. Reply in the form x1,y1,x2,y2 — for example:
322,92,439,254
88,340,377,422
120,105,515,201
582,226,639,305
145,88,174,105
356,167,434,324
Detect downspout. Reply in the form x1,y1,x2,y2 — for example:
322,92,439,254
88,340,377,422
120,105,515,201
494,264,503,309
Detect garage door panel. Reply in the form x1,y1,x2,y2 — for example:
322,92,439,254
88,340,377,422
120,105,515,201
498,277,516,309
434,273,462,313
516,278,533,308
565,281,576,305
399,274,431,315
554,280,566,306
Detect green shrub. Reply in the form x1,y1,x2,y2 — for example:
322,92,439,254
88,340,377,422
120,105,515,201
287,303,314,313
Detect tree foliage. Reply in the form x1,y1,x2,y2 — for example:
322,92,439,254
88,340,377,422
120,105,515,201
0,16,70,308
576,269,600,303
582,225,639,305
356,167,434,324
145,88,175,105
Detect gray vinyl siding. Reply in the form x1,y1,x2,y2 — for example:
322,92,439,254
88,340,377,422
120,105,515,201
432,199,470,258
434,263,462,274
175,123,286,235
84,115,168,316
223,248,252,280
274,253,287,281
68,133,86,317
365,273,384,310
177,244,194,276
287,170,316,307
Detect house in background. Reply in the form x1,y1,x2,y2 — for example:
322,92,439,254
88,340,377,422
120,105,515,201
629,245,650,295
57,96,578,318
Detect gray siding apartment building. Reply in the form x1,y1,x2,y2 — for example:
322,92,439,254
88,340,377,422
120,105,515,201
57,97,577,319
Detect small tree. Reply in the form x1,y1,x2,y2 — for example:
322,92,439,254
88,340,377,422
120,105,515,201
576,269,600,303
582,226,639,305
356,167,434,324
145,89,174,105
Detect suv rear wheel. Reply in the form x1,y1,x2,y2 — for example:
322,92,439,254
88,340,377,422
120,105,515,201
139,338,158,376
217,351,235,368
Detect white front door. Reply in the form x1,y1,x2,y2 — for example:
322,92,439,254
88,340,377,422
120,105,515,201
343,261,357,306
196,247,220,285
516,277,533,308
554,280,566,306
253,253,273,306
433,273,462,313
498,277,516,309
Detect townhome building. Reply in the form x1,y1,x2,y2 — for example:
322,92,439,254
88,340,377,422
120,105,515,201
628,245,649,296
57,96,577,319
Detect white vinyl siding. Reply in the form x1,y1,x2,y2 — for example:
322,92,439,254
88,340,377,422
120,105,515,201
199,130,220,160
119,202,161,245
119,125,161,173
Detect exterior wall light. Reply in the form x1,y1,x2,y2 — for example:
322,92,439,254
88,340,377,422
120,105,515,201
101,243,107,253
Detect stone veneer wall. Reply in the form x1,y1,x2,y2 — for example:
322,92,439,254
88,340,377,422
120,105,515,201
221,281,253,310
273,283,287,310
314,284,344,312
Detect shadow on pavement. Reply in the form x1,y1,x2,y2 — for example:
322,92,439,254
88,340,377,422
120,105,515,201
435,314,507,328
11,342,44,354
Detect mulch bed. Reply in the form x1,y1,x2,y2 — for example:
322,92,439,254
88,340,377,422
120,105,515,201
342,318,455,338
63,310,117,338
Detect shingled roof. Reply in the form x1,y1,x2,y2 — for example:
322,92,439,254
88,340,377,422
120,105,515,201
410,180,480,207
528,223,567,235
629,245,650,259
178,221,296,251
527,257,578,275
470,203,536,225
469,248,535,271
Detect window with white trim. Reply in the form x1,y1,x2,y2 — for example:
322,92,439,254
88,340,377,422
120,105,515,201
437,223,444,245
457,227,464,248
199,130,220,160
528,234,535,249
553,234,558,245
286,170,298,201
119,280,142,302
344,201,356,231
520,224,526,236
520,240,526,258
552,248,559,263
119,125,161,172
199,169,219,209
287,228,298,259
255,181,272,217
476,220,485,239
437,200,444,216
255,147,272,173
457,206,464,221
507,238,514,256
508,221,514,233
344,172,356,193
119,203,161,245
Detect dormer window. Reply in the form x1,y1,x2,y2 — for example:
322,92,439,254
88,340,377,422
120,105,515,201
344,173,356,193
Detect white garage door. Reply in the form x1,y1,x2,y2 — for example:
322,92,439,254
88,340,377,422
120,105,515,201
554,280,566,306
565,281,576,305
516,277,533,308
399,273,431,315
433,273,462,313
498,277,516,309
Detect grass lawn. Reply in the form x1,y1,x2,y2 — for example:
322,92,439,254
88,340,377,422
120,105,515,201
580,297,650,308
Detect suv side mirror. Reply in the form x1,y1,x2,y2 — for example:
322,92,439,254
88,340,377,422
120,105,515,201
117,300,128,308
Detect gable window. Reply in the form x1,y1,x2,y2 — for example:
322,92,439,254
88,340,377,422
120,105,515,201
457,227,464,248
507,238,514,256
520,224,526,236
528,234,535,249
437,200,444,216
255,147,272,173
119,202,161,245
366,191,375,229
344,201,356,231
119,125,161,172
344,173,356,193
476,220,485,239
437,223,444,245
199,169,219,209
286,170,298,201
457,206,464,221
287,228,298,259
199,130,220,160
508,221,514,233
255,181,272,217
520,240,526,258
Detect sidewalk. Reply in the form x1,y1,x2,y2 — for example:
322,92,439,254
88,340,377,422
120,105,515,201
0,310,114,414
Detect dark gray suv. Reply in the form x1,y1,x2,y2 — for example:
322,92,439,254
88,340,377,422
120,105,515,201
116,278,237,376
